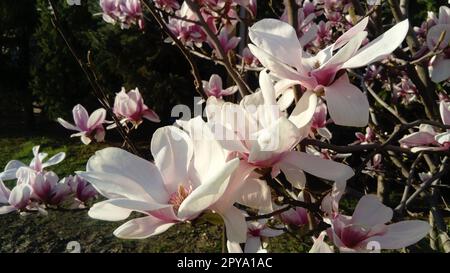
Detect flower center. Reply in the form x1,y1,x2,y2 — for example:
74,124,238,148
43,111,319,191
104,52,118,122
168,184,192,214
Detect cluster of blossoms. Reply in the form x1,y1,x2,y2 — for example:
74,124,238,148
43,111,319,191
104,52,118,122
100,0,144,29
0,146,98,214
57,87,159,144
5,0,449,253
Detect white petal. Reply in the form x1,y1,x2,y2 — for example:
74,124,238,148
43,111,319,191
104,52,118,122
324,73,369,127
220,206,247,243
342,19,410,69
41,152,66,169
151,126,193,193
113,216,175,239
289,90,318,129
249,18,302,69
177,158,239,219
366,220,430,249
352,194,393,226
84,147,168,203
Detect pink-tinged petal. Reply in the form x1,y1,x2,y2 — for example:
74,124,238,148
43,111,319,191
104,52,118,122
87,108,106,129
151,126,193,193
244,236,262,253
57,118,80,131
113,215,175,239
209,74,223,90
299,24,318,47
0,205,16,214
249,18,302,69
259,71,278,123
248,44,306,83
83,147,169,203
281,151,355,183
88,200,131,221
177,158,239,219
72,104,90,131
8,184,31,209
220,206,248,243
366,220,430,250
227,240,243,253
182,117,230,183
440,101,450,126
321,31,367,69
342,19,410,69
289,90,318,130
352,195,393,226
79,171,166,204
399,131,436,147
143,109,161,123
438,6,450,25
41,152,66,169
237,178,272,213
333,17,369,50
222,86,239,96
426,24,450,50
211,161,256,213
0,160,26,180
324,73,369,127
88,198,169,221
429,55,450,83
309,231,334,253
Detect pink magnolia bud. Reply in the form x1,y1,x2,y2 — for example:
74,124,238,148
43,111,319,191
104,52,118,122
113,87,160,127
202,74,238,98
215,29,241,55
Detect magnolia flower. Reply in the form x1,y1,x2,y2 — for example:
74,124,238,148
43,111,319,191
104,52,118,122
119,0,144,29
426,6,450,83
16,168,70,206
392,76,418,104
205,71,354,192
0,146,65,181
227,220,284,253
78,119,252,242
354,127,375,144
63,175,98,204
215,29,241,55
154,0,180,13
57,104,106,145
111,87,160,128
100,0,121,24
399,100,450,152
326,195,430,252
0,179,32,214
248,17,409,127
241,47,259,67
166,2,206,47
100,0,144,29
202,74,238,98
